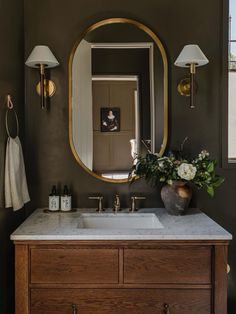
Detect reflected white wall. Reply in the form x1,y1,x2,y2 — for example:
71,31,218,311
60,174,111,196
229,72,236,158
72,39,93,169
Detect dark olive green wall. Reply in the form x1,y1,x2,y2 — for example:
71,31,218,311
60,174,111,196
0,0,25,313
23,0,235,312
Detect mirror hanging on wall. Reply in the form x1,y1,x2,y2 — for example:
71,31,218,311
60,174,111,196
69,18,168,183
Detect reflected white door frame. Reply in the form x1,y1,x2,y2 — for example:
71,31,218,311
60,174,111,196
91,42,155,153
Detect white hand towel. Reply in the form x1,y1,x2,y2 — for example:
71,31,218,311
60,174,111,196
5,136,30,211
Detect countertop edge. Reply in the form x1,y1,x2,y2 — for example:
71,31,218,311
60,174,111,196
11,235,233,241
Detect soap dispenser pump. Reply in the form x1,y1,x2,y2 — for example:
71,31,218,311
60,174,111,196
49,185,60,211
61,185,72,212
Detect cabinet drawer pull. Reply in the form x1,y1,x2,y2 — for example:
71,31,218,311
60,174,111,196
72,304,77,314
163,303,170,314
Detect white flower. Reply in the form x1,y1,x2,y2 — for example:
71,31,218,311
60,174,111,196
198,150,209,160
177,163,197,181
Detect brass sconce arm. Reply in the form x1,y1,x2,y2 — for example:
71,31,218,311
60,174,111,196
190,63,196,109
39,64,45,109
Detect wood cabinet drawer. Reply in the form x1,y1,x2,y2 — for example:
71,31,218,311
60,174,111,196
30,248,119,284
124,247,211,284
31,288,211,314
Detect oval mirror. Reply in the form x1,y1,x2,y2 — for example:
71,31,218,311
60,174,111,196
69,18,168,183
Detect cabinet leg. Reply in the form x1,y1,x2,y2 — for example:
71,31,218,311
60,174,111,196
214,245,228,314
15,245,29,314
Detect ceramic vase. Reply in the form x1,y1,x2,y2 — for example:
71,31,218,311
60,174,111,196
160,181,192,216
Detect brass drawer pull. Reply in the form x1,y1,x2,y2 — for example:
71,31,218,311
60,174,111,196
163,303,170,314
72,304,77,314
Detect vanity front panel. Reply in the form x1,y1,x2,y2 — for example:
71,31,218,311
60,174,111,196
123,247,212,284
31,247,119,284
31,288,211,314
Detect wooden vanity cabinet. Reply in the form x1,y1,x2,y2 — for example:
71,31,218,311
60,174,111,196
14,240,229,314
30,288,211,314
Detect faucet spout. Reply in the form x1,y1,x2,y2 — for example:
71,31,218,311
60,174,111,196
113,194,121,213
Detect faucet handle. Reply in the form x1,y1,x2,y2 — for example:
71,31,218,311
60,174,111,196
130,196,146,212
88,196,104,212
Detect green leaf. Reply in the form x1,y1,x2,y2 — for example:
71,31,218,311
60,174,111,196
207,186,214,197
207,161,214,173
212,176,225,187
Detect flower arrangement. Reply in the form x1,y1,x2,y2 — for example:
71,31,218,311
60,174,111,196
130,150,224,197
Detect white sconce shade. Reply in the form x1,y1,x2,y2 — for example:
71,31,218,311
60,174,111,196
25,45,59,68
175,44,209,109
174,44,209,68
25,45,59,109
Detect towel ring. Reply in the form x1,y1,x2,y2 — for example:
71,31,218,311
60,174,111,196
5,108,19,138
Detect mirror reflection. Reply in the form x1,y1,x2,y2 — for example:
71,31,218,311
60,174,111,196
70,19,168,182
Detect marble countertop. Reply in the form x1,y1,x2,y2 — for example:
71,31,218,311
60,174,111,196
10,208,232,241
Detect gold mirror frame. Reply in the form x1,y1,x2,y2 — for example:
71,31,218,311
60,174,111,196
69,18,168,183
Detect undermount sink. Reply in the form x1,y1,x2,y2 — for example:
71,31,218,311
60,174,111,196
78,213,164,229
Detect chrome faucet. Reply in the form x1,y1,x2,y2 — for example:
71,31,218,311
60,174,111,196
113,194,121,213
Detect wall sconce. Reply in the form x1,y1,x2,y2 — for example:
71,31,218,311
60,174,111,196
174,44,209,109
25,45,59,109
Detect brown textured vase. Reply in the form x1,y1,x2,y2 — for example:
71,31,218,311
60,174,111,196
161,181,192,216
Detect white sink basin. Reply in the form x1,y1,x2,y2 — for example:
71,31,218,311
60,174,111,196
78,213,164,229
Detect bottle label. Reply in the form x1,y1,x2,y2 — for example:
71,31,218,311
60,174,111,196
49,196,60,211
61,196,72,212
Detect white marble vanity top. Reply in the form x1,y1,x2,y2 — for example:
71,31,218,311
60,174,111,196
10,208,232,241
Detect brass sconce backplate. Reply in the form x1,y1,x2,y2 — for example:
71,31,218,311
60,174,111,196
36,80,56,97
177,77,198,97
